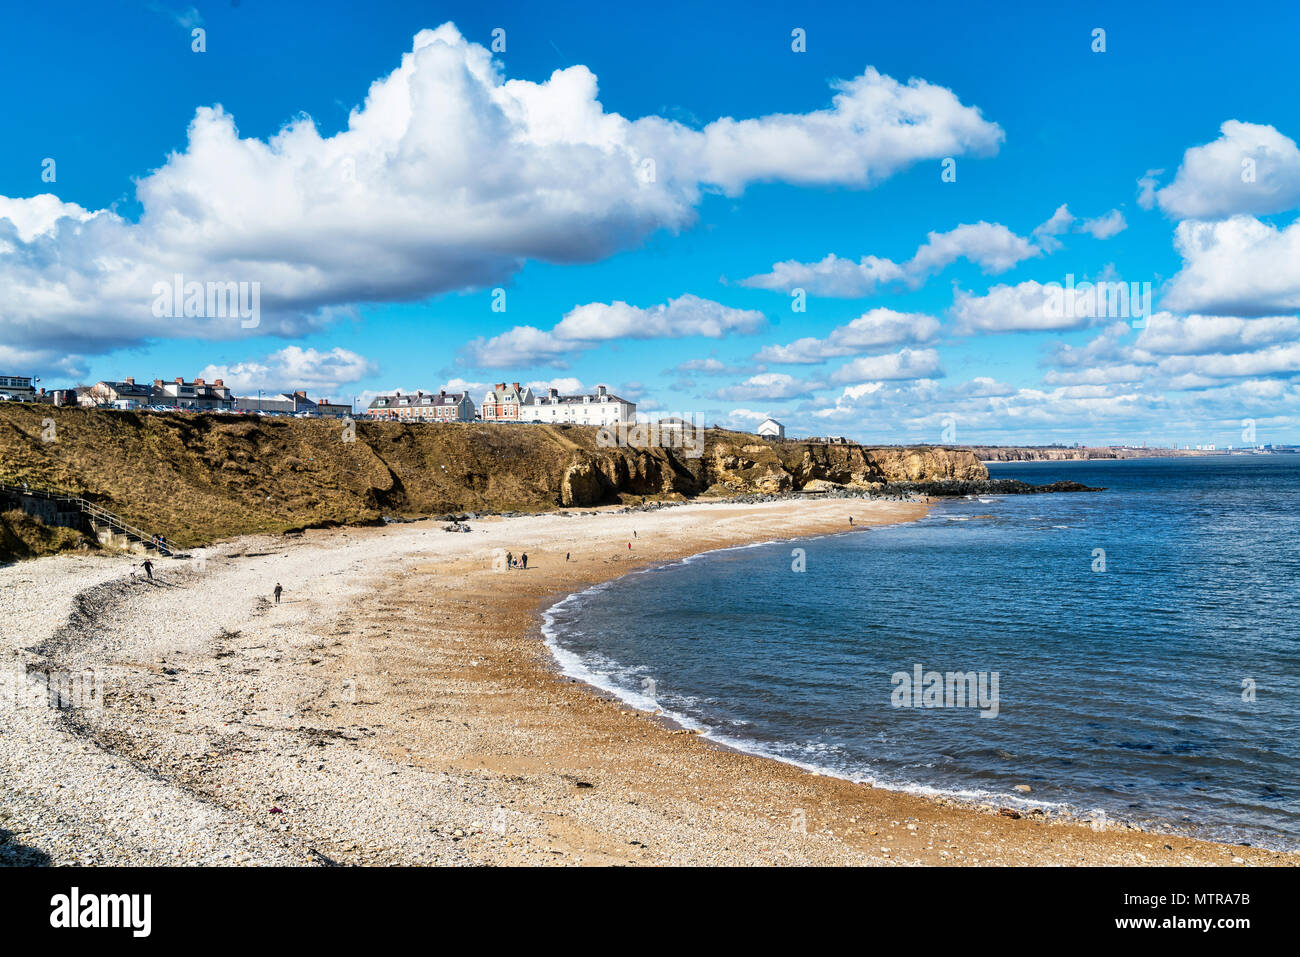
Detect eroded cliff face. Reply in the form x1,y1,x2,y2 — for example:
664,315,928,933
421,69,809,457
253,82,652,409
860,446,989,482
557,436,987,505
0,406,985,546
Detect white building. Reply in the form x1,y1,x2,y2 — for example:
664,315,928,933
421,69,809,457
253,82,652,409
521,385,635,426
756,417,785,440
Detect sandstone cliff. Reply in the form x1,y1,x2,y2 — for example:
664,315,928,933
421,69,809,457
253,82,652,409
0,405,985,550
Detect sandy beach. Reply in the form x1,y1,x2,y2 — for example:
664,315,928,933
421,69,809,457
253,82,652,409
0,496,1292,866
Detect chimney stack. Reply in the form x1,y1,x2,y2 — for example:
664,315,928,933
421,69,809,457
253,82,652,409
195,377,205,386
154,379,163,388
213,378,223,387
597,384,607,396
124,377,135,385
512,382,521,391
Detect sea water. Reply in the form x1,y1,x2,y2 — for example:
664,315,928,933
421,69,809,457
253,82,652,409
543,456,1300,849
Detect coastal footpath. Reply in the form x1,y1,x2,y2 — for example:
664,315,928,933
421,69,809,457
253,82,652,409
1,498,1290,866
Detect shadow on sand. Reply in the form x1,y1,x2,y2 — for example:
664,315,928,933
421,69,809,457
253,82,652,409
0,828,52,866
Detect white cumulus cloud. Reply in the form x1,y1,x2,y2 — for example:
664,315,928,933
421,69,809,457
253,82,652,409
1148,121,1300,220
755,308,939,363
0,25,1001,365
199,346,377,394
461,294,766,368
1162,215,1300,315
829,347,942,383
739,221,1035,296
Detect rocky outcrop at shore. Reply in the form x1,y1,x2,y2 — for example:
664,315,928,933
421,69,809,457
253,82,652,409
874,478,1104,496
557,441,988,504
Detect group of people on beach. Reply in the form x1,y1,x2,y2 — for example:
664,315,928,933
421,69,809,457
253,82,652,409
503,551,528,570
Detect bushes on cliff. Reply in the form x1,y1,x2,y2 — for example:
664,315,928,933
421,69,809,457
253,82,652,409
0,509,96,564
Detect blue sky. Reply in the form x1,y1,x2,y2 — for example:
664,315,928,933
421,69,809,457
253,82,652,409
4,0,1300,445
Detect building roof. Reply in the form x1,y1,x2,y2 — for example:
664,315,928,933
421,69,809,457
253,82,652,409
369,390,469,409
526,385,632,406
483,382,533,402
98,380,152,397
525,393,632,406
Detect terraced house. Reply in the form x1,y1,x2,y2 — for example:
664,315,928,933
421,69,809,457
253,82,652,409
83,377,155,408
83,376,236,410
366,389,475,422
152,377,235,410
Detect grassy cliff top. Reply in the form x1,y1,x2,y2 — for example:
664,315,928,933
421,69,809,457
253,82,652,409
0,405,984,551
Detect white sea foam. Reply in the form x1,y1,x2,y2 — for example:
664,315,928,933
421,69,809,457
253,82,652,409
540,546,1076,820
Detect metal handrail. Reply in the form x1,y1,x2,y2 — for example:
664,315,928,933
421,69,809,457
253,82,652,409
0,481,172,555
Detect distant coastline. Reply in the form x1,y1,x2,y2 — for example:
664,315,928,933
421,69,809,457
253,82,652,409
973,445,1297,463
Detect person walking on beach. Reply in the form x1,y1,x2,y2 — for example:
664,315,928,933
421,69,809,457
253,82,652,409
521,553,528,570
140,559,153,580
505,550,513,569
849,515,854,526
273,582,283,604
